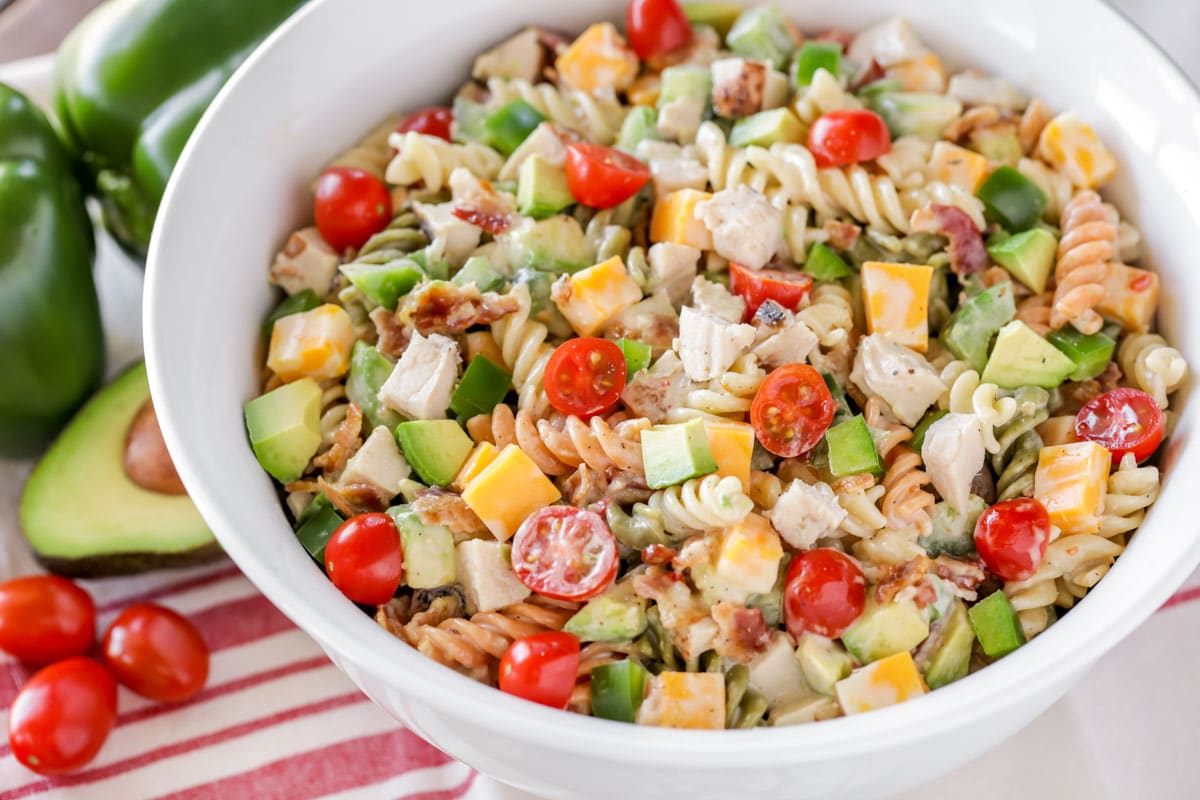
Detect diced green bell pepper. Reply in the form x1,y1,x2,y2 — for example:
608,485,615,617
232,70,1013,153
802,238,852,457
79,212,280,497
968,591,1026,658
451,255,506,293
1047,328,1116,382
618,338,652,377
822,372,853,424
340,259,425,310
910,409,948,453
449,356,512,420
804,243,853,280
294,494,345,562
792,42,841,87
976,166,1048,232
483,99,547,157
590,660,648,723
346,342,403,432
826,415,884,478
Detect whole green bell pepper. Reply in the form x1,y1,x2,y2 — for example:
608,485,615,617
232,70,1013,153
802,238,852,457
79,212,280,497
0,84,104,456
53,0,306,257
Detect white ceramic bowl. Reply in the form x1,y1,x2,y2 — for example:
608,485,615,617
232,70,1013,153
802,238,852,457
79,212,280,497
144,1,1200,797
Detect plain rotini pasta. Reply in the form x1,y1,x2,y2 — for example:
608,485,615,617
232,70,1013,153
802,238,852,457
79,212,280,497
832,474,889,539
1098,453,1160,540
1004,534,1124,638
1051,190,1118,334
876,135,932,190
1118,333,1188,409
646,474,754,536
490,283,553,417
484,77,628,144
322,114,402,181
385,131,503,191
946,368,1017,453
792,68,862,125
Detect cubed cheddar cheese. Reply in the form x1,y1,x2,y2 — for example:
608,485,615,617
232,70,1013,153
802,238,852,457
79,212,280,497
835,652,928,715
929,141,989,193
636,672,726,730
554,256,643,337
1096,264,1159,333
650,189,714,250
861,261,933,352
555,23,639,94
461,444,561,541
1036,111,1117,189
452,442,500,492
704,419,755,492
1034,442,1111,535
629,74,661,107
713,513,784,597
267,304,355,383
886,53,946,92
464,330,505,365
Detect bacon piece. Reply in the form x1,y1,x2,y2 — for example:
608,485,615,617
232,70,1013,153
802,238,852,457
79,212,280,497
850,59,886,92
874,555,932,605
932,555,988,600
312,403,364,475
397,281,520,336
814,28,854,52
642,544,677,566
412,487,485,535
371,307,411,357
910,203,989,277
561,465,609,508
822,219,860,252
318,475,389,517
712,602,772,664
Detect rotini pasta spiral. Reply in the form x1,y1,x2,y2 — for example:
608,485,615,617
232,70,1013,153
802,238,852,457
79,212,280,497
797,283,855,385
490,283,553,416
484,77,628,144
679,354,765,419
1004,534,1124,638
1117,333,1188,409
991,386,1050,501
467,403,568,476
832,473,888,539
748,470,785,511
865,399,934,537
352,207,429,263
1014,290,1054,336
724,664,769,729
1098,453,1160,540
386,131,503,191
792,68,862,126
322,114,401,181
876,135,932,190
646,474,754,536
946,368,1018,454
1051,190,1118,334
535,414,651,476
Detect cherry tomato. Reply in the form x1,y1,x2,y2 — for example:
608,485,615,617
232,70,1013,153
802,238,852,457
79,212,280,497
564,142,651,209
499,631,581,709
314,167,392,252
544,337,627,419
324,512,403,606
625,0,692,60
396,107,453,141
806,109,892,168
101,604,209,703
783,549,866,638
751,363,836,457
1075,388,1165,463
0,576,94,664
729,263,814,320
511,507,618,601
974,498,1051,582
8,658,117,775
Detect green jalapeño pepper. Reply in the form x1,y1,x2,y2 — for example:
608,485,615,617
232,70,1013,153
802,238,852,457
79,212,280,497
0,84,103,456
53,0,306,257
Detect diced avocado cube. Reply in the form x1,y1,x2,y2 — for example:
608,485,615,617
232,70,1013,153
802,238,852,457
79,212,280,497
683,2,743,38
857,78,902,100
729,108,804,147
840,595,931,665
617,338,652,377
449,356,512,420
517,154,574,219
919,495,987,558
726,4,797,69
340,259,424,310
564,586,648,642
483,99,547,157
1046,327,1117,382
987,228,1057,293
968,591,1026,658
387,506,456,588
792,42,841,87
939,281,1017,371
502,216,591,274
452,95,489,144
920,600,976,689
451,255,506,293
590,660,648,723
347,342,403,432
244,378,323,483
825,415,884,478
976,166,1048,232
657,65,713,109
867,91,962,139
970,127,1022,165
795,633,854,696
293,493,344,562
804,243,853,281
394,420,474,487
616,105,661,154
262,289,321,338
910,408,948,453
981,321,1076,389
641,418,719,489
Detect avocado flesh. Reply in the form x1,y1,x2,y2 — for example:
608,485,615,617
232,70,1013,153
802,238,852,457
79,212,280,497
19,362,220,577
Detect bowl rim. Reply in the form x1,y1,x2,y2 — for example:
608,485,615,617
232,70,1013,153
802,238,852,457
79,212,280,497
145,0,1200,765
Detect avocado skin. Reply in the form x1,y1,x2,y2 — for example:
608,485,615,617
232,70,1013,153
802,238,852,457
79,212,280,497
33,545,225,580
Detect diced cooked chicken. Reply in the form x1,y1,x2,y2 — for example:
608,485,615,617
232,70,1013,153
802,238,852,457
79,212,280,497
648,242,701,306
849,334,946,426
690,275,745,323
677,306,756,381
498,122,568,181
413,200,481,268
621,350,694,423
947,72,1027,111
711,602,772,664
646,151,709,195
847,17,930,68
752,306,818,368
455,539,530,614
338,426,411,500
270,227,339,297
767,479,847,550
762,70,789,110
694,187,784,270
472,27,548,84
711,58,769,118
920,413,985,513
378,332,461,420
656,95,707,144
605,290,679,356
748,633,808,706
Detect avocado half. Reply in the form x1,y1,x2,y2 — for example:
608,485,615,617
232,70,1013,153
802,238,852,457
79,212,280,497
18,362,222,577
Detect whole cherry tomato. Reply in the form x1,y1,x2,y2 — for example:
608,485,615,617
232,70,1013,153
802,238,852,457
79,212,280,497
511,507,618,602
0,575,94,664
498,631,581,709
729,262,814,320
783,549,866,638
974,498,1052,582
544,337,627,419
396,107,453,141
807,109,892,168
564,142,651,209
324,512,404,606
8,658,117,776
102,603,209,703
625,0,693,60
750,363,836,457
314,167,392,252
1075,388,1165,463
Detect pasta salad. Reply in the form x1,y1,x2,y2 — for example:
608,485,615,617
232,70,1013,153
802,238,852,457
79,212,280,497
243,1,1189,728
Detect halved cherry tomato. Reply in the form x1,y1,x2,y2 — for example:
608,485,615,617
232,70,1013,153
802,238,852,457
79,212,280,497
396,107,453,141
314,167,392,252
8,657,117,776
511,507,618,601
783,549,866,638
807,109,892,168
564,142,651,209
1075,388,1165,463
324,513,403,606
729,262,814,320
626,0,692,60
102,604,209,703
499,631,581,709
544,337,627,419
0,576,94,664
974,498,1051,582
750,364,836,457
